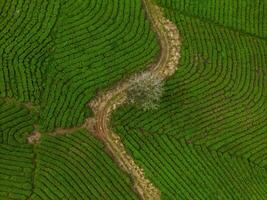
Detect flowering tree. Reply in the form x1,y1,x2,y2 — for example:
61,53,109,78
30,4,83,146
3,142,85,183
127,72,164,111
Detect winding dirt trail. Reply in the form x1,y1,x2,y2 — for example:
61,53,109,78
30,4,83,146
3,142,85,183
84,0,181,199
27,0,181,198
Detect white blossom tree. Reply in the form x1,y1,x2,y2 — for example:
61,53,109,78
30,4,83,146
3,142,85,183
127,72,164,111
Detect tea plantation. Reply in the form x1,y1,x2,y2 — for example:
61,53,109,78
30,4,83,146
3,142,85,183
111,0,267,199
0,99,35,199
0,0,159,132
32,130,138,200
0,0,267,199
0,0,158,199
113,11,267,166
111,130,267,199
0,99,139,199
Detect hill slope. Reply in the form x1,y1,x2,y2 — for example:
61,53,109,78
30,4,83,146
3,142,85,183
111,0,267,199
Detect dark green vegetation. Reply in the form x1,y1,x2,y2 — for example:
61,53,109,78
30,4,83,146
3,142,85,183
32,130,137,200
0,100,35,199
111,0,267,199
0,0,159,132
113,131,267,199
0,99,138,199
156,0,266,38
0,0,158,199
0,0,267,199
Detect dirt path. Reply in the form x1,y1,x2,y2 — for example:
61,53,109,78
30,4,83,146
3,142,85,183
84,0,181,199
28,0,181,199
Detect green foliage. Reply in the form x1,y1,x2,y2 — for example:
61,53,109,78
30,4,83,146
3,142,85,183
156,0,267,38
0,100,35,199
32,130,138,200
0,0,159,198
0,99,35,145
0,0,61,103
111,1,267,199
0,99,139,199
113,129,267,199
39,0,159,131
0,0,266,199
112,3,267,167
0,145,34,200
0,0,159,132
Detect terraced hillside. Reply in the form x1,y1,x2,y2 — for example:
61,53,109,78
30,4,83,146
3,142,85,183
0,99,35,199
111,0,267,199
0,0,160,199
39,0,159,132
112,131,267,199
0,0,159,132
113,11,267,165
32,130,138,200
156,0,266,38
0,0,60,103
0,0,266,199
0,99,140,199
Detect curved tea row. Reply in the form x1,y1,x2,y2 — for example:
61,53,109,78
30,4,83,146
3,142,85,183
113,11,267,168
111,2,267,199
32,130,138,200
112,129,267,199
156,0,266,38
0,0,159,132
0,0,60,103
39,0,159,132
0,100,35,199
